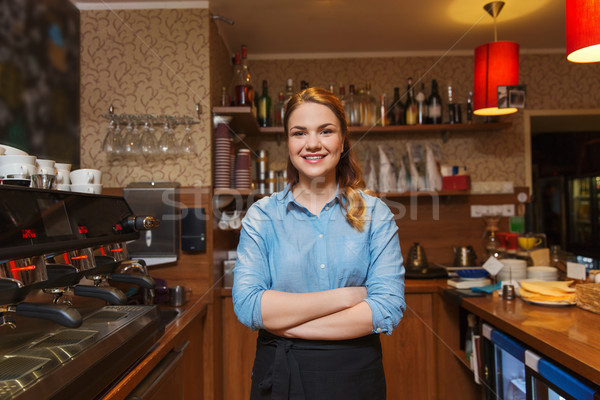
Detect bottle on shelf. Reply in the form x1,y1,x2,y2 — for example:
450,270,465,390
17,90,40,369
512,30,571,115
347,84,359,126
338,83,346,107
257,80,272,127
364,82,377,126
415,82,427,125
328,83,335,93
274,92,285,127
284,78,294,104
237,45,255,117
379,94,389,127
388,87,404,125
404,77,418,126
300,80,309,90
466,91,473,123
220,86,228,107
230,51,243,106
427,79,442,124
447,83,456,124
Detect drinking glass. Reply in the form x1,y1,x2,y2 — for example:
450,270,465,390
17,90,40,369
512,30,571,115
140,122,158,155
180,122,197,154
158,122,178,154
102,120,122,154
123,122,140,154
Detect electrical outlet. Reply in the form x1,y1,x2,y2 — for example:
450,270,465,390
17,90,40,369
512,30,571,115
501,204,515,217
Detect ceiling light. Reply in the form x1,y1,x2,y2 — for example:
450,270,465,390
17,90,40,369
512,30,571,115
473,2,520,116
566,0,600,63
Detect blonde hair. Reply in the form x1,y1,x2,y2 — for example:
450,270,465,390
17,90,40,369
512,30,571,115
284,87,372,231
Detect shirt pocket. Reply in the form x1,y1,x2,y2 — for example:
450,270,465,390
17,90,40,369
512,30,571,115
333,237,370,286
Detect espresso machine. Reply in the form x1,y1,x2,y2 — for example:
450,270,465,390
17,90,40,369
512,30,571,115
0,185,164,400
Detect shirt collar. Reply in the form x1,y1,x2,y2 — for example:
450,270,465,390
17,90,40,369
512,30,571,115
281,183,342,215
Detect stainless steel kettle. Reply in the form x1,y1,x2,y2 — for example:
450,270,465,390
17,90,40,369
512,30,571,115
453,245,477,267
406,242,428,270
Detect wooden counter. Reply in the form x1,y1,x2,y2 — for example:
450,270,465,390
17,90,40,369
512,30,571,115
461,292,600,386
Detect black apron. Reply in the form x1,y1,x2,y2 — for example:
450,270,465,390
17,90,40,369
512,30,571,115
250,330,386,400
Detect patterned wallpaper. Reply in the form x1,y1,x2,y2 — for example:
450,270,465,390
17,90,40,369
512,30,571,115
245,54,600,187
79,8,600,189
80,8,215,187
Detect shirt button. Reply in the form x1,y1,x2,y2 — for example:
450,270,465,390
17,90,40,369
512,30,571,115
319,234,323,239
325,206,329,210
320,264,325,269
376,328,382,333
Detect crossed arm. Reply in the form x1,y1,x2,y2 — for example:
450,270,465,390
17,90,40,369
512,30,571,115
260,287,374,340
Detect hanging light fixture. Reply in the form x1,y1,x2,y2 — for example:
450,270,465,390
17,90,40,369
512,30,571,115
473,1,519,116
566,0,600,63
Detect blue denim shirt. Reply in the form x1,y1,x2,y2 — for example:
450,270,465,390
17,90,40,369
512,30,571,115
232,186,405,335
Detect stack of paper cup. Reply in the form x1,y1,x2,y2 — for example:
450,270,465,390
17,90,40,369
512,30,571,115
498,259,527,282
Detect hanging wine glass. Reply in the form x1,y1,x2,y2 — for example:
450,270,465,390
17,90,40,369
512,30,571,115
167,121,179,154
113,123,123,155
180,120,197,154
123,121,139,154
102,120,117,154
158,122,170,154
140,121,158,156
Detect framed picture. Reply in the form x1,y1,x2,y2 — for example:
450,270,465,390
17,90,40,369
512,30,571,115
498,85,527,109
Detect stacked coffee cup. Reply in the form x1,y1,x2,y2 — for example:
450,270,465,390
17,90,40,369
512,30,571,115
70,169,102,194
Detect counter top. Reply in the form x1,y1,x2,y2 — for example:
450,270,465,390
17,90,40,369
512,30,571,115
461,292,600,386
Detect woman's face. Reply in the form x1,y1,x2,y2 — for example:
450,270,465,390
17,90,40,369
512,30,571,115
287,102,343,186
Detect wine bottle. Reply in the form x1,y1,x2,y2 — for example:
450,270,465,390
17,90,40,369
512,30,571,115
238,45,254,116
274,92,285,127
427,79,442,124
284,78,294,106
466,91,473,123
365,82,377,126
257,80,272,127
415,82,427,125
379,94,389,127
347,84,358,126
447,84,456,124
404,78,417,126
389,87,404,125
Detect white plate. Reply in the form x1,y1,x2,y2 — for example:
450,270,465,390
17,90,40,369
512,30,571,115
521,298,575,307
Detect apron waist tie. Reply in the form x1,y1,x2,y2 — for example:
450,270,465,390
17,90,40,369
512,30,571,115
258,332,305,400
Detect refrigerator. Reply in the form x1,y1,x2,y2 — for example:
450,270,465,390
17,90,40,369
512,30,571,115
525,350,599,400
481,323,600,400
567,176,600,259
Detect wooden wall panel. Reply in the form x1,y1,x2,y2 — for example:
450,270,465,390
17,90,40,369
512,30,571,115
381,293,437,400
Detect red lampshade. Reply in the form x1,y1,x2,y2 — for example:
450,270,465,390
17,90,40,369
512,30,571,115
567,0,600,63
473,41,520,116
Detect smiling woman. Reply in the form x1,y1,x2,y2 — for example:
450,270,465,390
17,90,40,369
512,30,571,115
232,87,406,399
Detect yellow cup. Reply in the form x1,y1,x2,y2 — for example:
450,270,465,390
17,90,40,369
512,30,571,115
518,236,542,250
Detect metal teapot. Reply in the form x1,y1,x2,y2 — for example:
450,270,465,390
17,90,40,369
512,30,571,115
453,245,477,267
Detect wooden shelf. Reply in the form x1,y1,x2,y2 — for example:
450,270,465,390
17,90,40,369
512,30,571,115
213,107,511,141
259,122,511,136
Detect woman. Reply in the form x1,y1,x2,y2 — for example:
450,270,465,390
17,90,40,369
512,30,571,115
233,87,405,400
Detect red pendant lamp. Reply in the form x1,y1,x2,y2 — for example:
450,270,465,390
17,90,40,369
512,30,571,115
473,2,520,116
567,0,600,63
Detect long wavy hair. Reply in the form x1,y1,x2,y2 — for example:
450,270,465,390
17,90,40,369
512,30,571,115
283,87,369,231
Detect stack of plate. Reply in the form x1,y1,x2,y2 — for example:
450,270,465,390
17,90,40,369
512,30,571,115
498,259,527,282
527,266,558,281
214,124,233,189
234,149,252,189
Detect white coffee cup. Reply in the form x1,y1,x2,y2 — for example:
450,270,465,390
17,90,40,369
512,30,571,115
70,169,102,185
0,163,36,178
56,184,71,191
71,184,102,194
0,155,36,166
0,144,28,155
55,163,72,184
36,159,56,175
